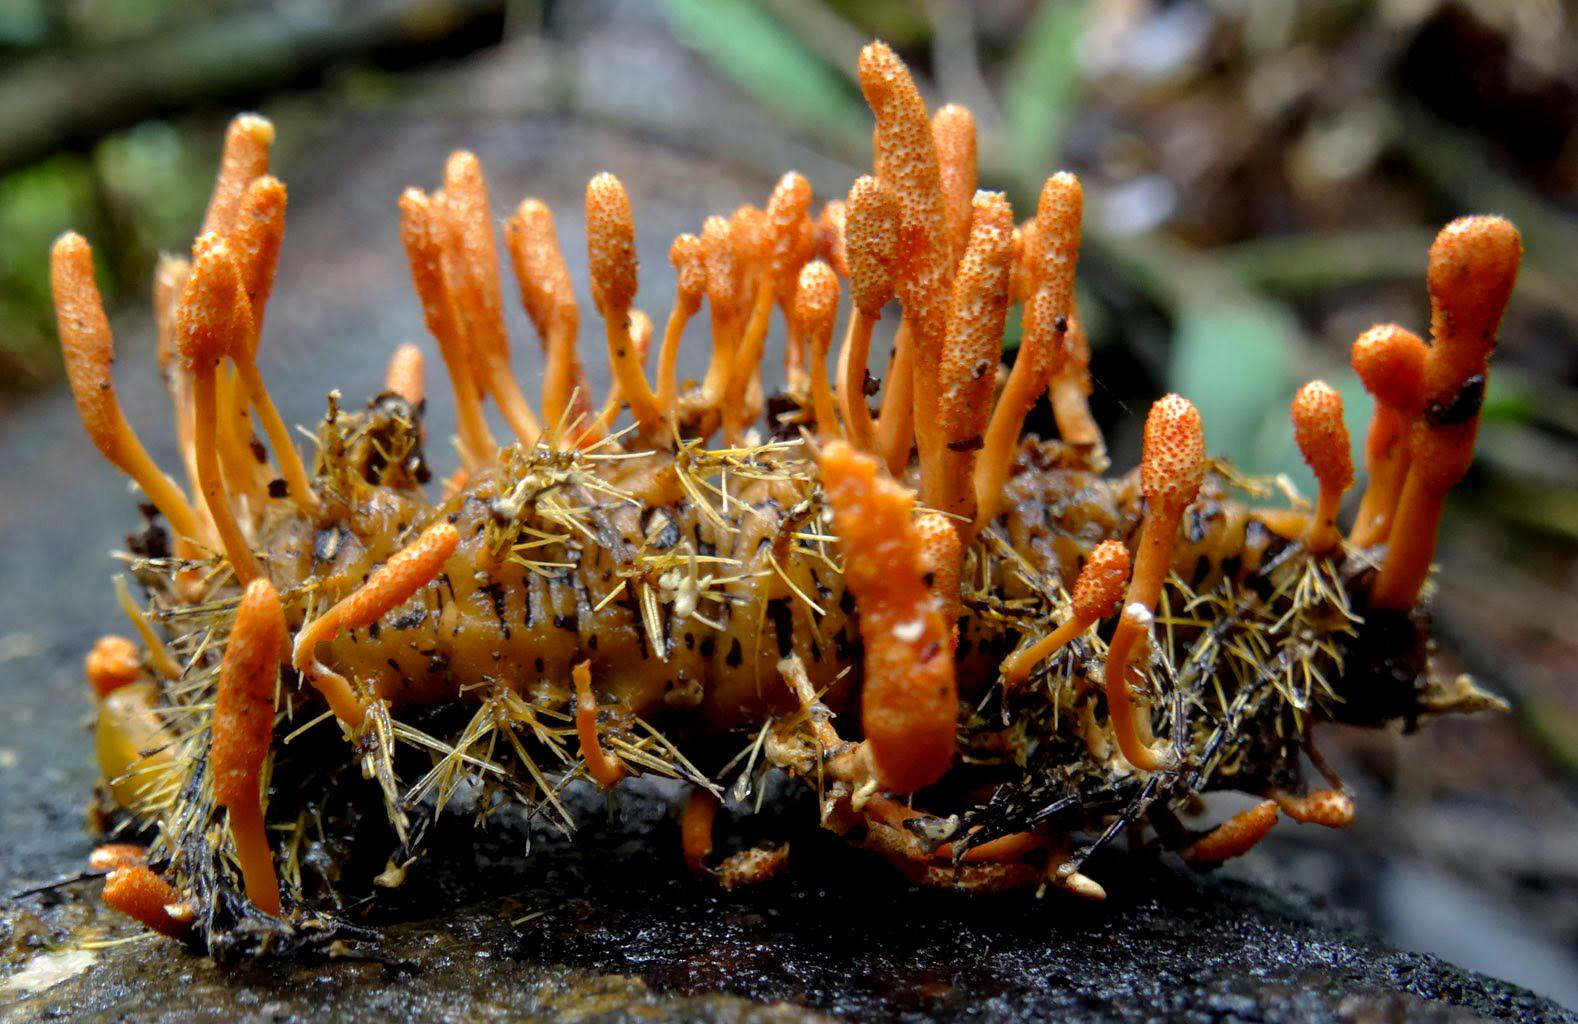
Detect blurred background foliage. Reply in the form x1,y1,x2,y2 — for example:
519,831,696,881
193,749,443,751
0,0,1574,999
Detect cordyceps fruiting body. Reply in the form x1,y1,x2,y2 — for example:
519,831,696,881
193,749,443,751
50,41,1519,958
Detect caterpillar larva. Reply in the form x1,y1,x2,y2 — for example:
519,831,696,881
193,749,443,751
51,41,1517,959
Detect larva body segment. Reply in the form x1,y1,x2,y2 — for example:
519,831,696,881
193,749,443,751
57,41,1519,959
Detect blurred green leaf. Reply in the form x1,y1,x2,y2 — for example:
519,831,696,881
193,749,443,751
0,0,49,46
1167,300,1299,477
1001,0,1083,182
0,153,102,386
658,0,867,155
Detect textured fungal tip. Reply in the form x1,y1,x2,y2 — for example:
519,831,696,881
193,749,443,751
730,204,769,267
52,229,88,264
1140,393,1206,510
444,149,482,189
1350,324,1426,412
235,175,286,310
1072,540,1131,622
398,186,428,218
972,189,1012,229
857,40,905,106
846,175,900,316
242,173,286,213
102,866,190,939
1291,381,1354,494
933,104,975,149
793,261,839,341
669,233,706,309
1428,215,1522,342
177,235,249,368
213,578,284,808
1030,172,1083,296
586,172,638,314
88,844,146,873
768,172,813,243
933,104,978,253
701,215,738,312
232,112,275,148
86,635,141,699
50,231,108,360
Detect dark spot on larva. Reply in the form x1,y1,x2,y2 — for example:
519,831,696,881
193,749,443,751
684,632,695,650
699,635,716,659
479,583,509,639
947,434,984,452
388,607,426,631
809,638,822,663
267,478,288,499
588,634,599,652
767,598,793,658
554,613,575,631
248,436,268,463
726,637,744,668
839,589,857,615
922,571,936,587
834,626,858,661
1054,314,1068,333
862,371,880,397
368,620,380,640
534,657,545,674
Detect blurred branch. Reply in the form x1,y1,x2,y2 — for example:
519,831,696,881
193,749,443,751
1219,230,1578,327
1393,103,1578,269
0,0,503,177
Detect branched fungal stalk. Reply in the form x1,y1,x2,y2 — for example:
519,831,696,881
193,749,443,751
52,42,1520,958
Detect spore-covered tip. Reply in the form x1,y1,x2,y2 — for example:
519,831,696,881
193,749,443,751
586,172,638,314
233,174,287,322
846,175,899,316
212,578,284,809
177,234,250,369
1427,215,1522,345
768,172,813,266
1351,324,1426,412
1140,393,1206,510
1072,540,1131,623
669,233,707,312
793,261,839,340
51,232,113,397
1291,380,1354,494
701,215,738,316
857,40,907,106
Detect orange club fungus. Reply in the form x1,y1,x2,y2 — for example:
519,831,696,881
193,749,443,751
48,41,1519,957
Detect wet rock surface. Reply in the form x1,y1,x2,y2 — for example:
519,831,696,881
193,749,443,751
0,109,1572,1022
6,785,1575,1024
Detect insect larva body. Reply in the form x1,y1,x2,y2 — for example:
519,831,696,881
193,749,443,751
52,38,1521,958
